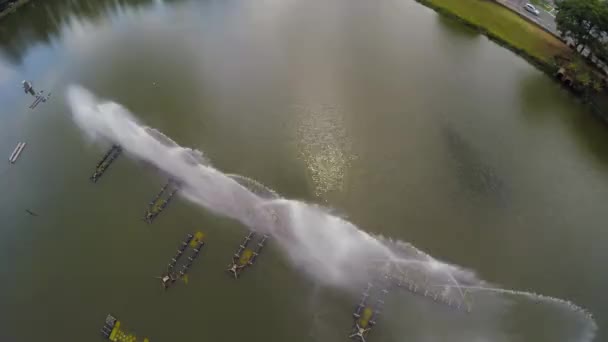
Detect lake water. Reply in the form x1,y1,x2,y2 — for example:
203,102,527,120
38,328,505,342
0,0,606,341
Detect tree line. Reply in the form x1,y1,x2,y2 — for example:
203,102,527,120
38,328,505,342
0,0,16,12
556,0,608,63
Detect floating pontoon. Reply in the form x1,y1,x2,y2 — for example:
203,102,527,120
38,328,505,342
90,145,122,182
8,142,26,164
21,80,51,109
349,283,389,342
143,180,178,223
100,313,149,342
157,232,205,289
226,232,268,279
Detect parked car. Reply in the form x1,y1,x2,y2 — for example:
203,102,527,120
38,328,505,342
523,3,540,16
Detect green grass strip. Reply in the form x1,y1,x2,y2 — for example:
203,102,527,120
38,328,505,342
416,0,571,65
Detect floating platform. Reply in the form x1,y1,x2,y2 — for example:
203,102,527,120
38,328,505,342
226,232,268,279
8,142,26,164
91,145,122,182
143,180,178,223
29,91,51,109
157,232,205,289
100,314,149,342
349,283,389,342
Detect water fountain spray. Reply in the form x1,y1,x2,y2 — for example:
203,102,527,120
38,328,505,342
67,85,597,342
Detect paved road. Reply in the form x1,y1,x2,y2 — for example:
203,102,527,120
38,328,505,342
498,0,558,35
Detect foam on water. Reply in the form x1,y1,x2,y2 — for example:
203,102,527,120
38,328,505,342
67,85,597,341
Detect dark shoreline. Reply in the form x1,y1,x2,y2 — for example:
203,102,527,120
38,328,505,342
414,0,608,124
0,0,31,20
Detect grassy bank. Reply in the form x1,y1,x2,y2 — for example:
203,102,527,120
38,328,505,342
416,0,608,120
415,0,572,71
0,0,31,20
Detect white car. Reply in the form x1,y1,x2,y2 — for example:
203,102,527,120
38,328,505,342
523,3,540,16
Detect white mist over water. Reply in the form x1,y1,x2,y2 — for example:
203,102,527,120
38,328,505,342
67,85,597,341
